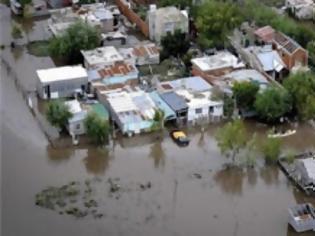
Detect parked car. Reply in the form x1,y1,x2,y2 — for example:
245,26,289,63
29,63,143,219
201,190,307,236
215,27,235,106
170,130,190,146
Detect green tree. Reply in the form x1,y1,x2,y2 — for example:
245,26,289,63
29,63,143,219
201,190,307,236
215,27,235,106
196,0,243,48
45,100,73,130
284,72,315,120
284,149,296,164
244,133,258,167
307,41,315,70
160,29,190,60
84,112,110,145
254,86,292,123
241,0,315,48
11,23,23,39
49,21,101,64
215,119,247,164
261,137,281,164
151,109,165,131
223,95,234,119
232,81,259,111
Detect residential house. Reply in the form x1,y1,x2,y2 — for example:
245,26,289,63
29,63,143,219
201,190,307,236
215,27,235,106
118,42,160,66
101,31,127,46
191,51,245,84
36,65,88,99
65,99,109,136
297,157,315,186
147,5,189,43
245,45,287,80
213,69,270,95
81,46,124,69
48,3,119,36
97,87,159,136
285,0,315,20
65,99,87,136
148,91,177,122
87,61,139,86
159,92,188,125
254,26,308,70
158,76,223,125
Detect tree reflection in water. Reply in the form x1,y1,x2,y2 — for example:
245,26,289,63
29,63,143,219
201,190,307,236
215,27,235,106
83,148,112,175
149,140,166,169
47,145,74,163
259,166,279,186
214,166,245,195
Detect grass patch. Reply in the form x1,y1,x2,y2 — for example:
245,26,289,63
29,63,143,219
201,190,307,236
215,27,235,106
27,40,50,57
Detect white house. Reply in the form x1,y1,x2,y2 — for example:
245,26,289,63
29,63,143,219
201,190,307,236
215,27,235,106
158,76,223,125
98,87,158,136
36,65,88,99
245,45,286,80
118,42,160,66
147,5,189,43
81,46,124,69
285,0,315,20
65,99,87,136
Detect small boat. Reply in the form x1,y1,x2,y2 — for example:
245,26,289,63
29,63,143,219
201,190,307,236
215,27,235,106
288,203,315,232
268,129,296,138
170,130,190,146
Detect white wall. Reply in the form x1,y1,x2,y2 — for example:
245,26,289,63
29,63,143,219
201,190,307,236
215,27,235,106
187,104,223,125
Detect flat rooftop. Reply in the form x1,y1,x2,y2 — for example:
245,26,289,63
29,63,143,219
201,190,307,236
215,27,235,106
191,51,244,71
37,65,87,83
81,46,124,66
160,76,212,92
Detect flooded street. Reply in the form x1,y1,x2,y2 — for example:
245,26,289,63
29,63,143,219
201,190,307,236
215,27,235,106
1,4,315,236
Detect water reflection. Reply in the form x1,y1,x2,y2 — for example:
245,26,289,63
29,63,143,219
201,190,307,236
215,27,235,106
259,166,280,186
149,140,165,169
214,166,245,195
246,167,258,187
83,148,112,175
47,145,74,163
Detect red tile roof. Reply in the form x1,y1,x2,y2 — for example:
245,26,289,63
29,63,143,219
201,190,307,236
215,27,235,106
254,26,275,43
132,44,159,57
97,62,137,78
255,26,303,54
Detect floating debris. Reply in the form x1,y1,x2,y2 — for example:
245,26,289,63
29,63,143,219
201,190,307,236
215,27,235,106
192,173,202,179
35,178,155,219
108,178,120,193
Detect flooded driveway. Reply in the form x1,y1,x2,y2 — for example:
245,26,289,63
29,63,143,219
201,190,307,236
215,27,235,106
1,4,315,236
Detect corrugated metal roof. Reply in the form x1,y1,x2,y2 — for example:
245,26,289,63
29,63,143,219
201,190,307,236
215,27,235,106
160,92,188,112
256,50,285,72
149,91,176,120
161,76,212,92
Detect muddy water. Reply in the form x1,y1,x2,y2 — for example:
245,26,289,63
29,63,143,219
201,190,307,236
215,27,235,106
2,4,315,236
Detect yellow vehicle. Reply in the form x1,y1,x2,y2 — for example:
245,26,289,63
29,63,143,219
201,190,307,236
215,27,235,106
170,130,190,146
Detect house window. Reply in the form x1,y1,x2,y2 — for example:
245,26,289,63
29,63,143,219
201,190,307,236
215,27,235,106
76,124,81,130
164,22,174,33
195,108,202,114
209,106,214,113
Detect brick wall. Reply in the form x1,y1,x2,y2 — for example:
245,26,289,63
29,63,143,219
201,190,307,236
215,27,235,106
278,47,308,70
115,0,149,37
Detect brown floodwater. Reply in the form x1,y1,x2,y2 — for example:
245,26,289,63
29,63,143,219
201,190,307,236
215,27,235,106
1,4,315,236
